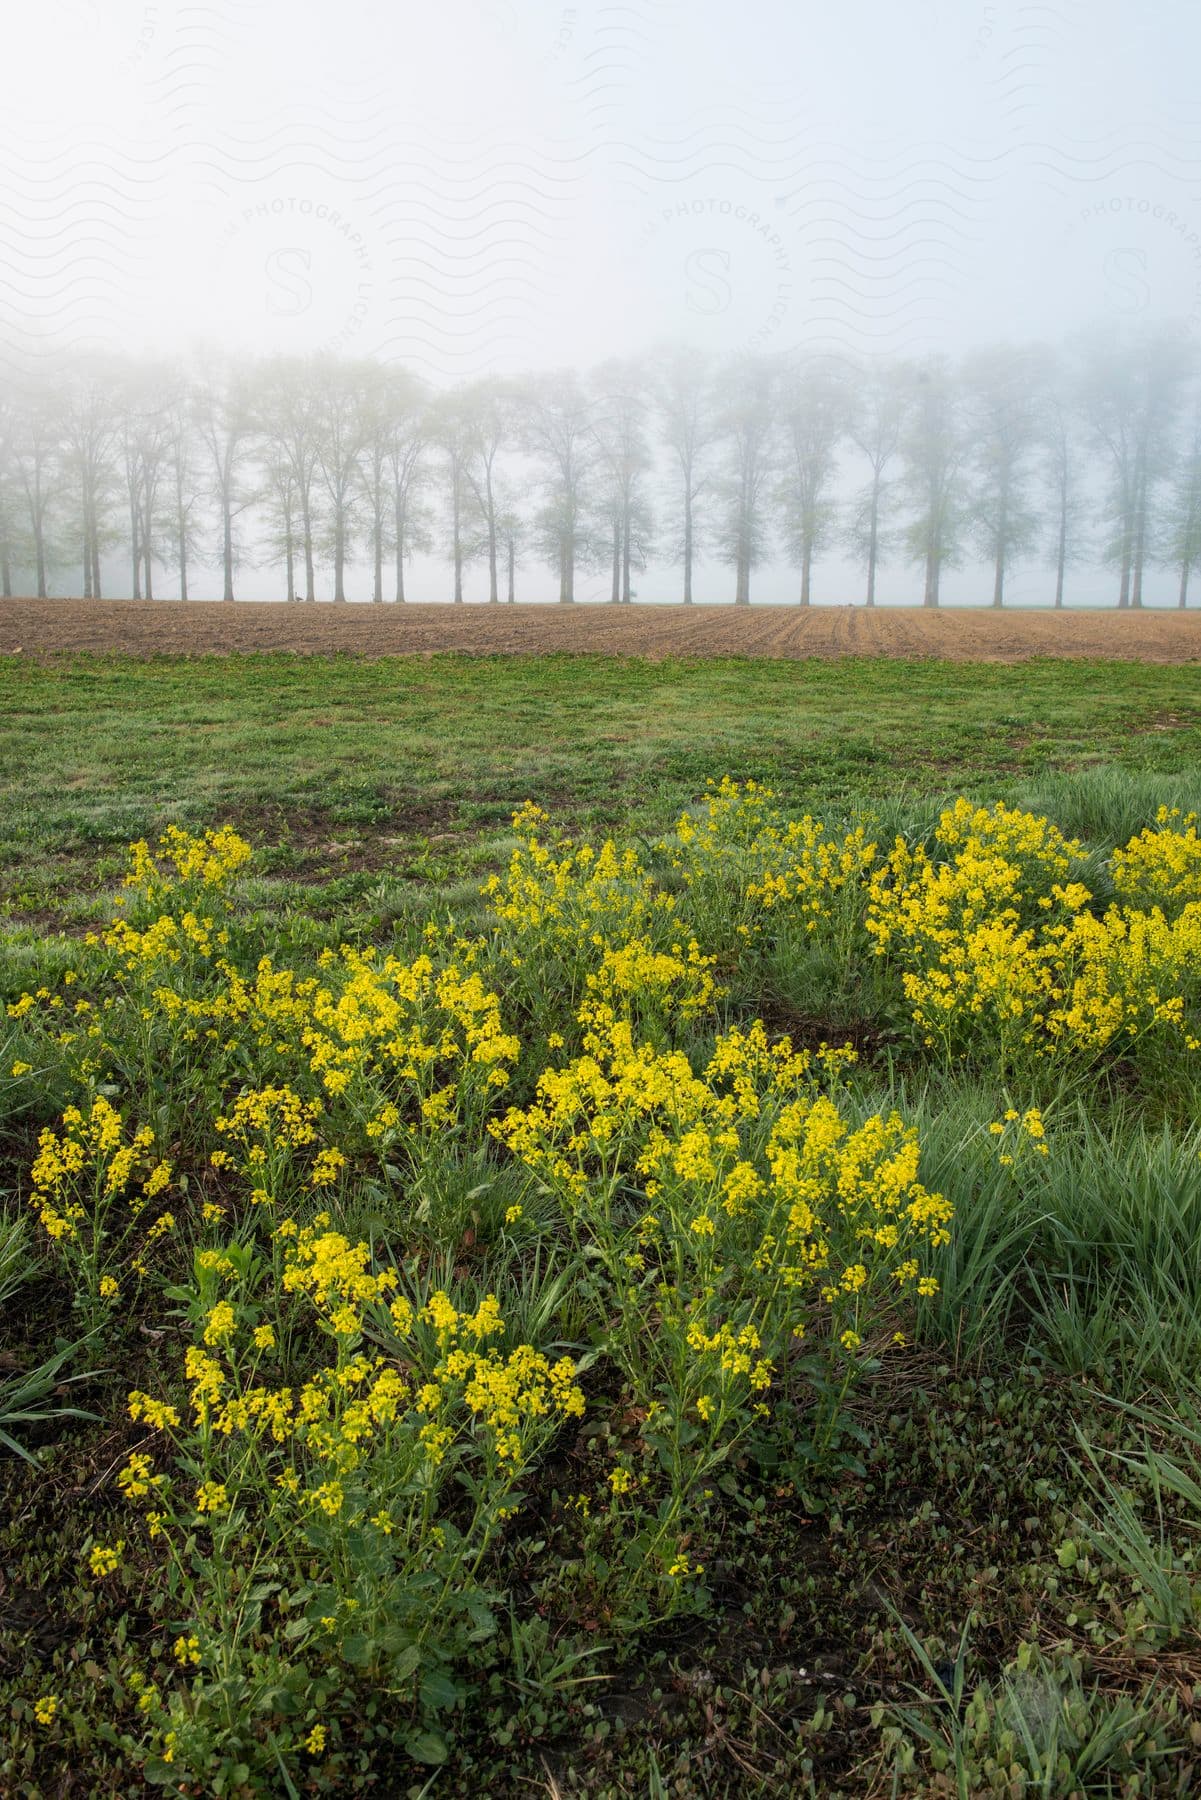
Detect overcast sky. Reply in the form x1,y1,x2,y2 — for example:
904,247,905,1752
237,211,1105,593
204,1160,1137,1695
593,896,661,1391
3,1,1199,601
5,0,1200,375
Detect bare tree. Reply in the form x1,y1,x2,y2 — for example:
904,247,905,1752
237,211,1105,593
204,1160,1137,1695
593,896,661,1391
117,384,145,600
460,378,519,605
712,355,778,606
114,366,176,603
254,357,322,603
1041,358,1090,610
60,356,122,600
590,360,653,604
430,389,476,604
594,473,654,603
656,347,716,605
520,371,596,603
161,377,204,602
355,367,426,605
11,373,67,599
387,391,433,604
776,358,848,606
0,379,18,597
193,356,259,603
1083,326,1193,608
898,358,968,609
843,359,908,607
0,406,16,598
1161,399,1201,608
313,359,369,603
963,344,1046,608
497,500,526,603
261,445,301,603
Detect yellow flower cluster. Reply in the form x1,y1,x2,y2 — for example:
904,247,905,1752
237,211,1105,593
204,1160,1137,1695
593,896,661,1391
1052,904,1201,1054
866,799,1201,1071
303,949,519,1102
124,824,252,903
747,815,878,919
989,1106,1051,1164
29,1099,172,1297
122,1231,585,1552
101,910,229,973
495,1012,949,1362
667,777,779,870
1111,807,1201,914
685,1318,773,1390
663,778,877,944
485,806,676,949
579,937,722,1036
215,1085,322,1148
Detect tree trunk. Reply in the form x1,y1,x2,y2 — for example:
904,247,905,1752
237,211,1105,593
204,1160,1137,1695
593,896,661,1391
735,546,749,605
394,496,406,602
452,479,463,603
487,480,499,602
865,484,879,606
683,492,693,604
1179,559,1191,609
92,527,101,601
507,541,515,603
1054,500,1067,608
992,494,1008,606
144,540,153,603
800,544,811,606
223,500,235,602
559,539,574,603
1131,465,1147,609
923,552,939,608
622,507,632,604
0,543,11,598
130,492,141,600
333,515,347,603
372,507,383,604
286,534,295,604
178,503,188,602
610,518,620,603
302,498,315,602
82,482,92,597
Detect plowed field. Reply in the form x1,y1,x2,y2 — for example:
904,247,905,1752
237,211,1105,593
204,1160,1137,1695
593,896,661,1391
4,597,1201,661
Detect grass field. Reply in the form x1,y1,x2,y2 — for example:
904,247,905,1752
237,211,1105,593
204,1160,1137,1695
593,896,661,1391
4,649,1201,1797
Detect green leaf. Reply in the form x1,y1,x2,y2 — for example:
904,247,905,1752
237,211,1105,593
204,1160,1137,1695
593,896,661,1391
420,1666,462,1711
390,1642,423,1682
405,1729,448,1766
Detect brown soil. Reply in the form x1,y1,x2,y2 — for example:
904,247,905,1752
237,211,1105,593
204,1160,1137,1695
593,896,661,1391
4,597,1201,662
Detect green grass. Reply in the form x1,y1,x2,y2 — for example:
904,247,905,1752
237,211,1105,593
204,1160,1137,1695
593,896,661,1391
3,650,1200,943
5,651,1201,1797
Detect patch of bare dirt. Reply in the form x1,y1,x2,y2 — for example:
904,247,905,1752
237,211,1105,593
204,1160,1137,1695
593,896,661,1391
4,597,1201,662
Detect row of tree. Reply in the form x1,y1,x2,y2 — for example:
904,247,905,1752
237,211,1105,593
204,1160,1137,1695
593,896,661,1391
1,326,1199,608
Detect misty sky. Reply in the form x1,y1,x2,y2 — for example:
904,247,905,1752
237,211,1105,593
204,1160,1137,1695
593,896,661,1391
4,0,1200,602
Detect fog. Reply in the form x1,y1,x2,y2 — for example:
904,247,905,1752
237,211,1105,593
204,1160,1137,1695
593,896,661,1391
2,0,1199,604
